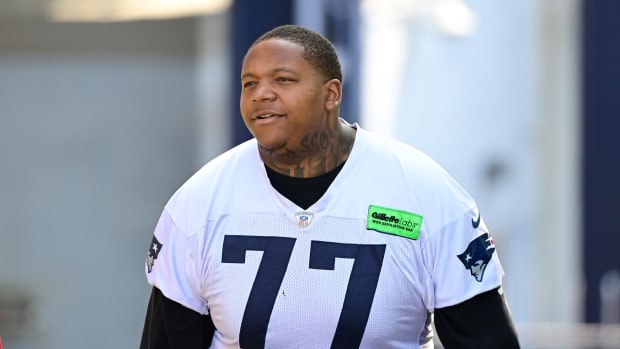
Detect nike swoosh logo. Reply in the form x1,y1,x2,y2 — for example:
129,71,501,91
472,212,481,228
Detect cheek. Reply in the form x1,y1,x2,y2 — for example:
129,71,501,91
239,96,247,113
239,99,253,120
288,93,323,119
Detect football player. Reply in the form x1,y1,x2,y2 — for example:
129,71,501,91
140,24,520,349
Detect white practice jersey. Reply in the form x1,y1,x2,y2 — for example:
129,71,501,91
145,125,504,349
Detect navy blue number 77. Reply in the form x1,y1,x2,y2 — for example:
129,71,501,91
222,235,386,349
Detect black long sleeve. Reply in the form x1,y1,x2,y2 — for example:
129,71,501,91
434,287,520,349
140,287,215,349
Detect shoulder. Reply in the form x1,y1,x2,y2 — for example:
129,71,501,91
356,127,448,173
164,139,259,233
185,139,257,188
170,139,257,202
355,126,478,236
356,127,470,204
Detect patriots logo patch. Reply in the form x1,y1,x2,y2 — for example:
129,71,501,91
146,236,163,273
457,233,495,282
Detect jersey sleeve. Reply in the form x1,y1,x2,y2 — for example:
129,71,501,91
145,206,208,315
425,205,505,309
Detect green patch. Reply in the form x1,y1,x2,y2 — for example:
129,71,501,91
366,205,423,240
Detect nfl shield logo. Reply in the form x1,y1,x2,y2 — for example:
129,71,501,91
295,211,313,228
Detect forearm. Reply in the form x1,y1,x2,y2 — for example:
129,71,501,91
434,287,520,349
140,287,215,349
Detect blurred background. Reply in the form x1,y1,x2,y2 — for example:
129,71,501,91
0,0,619,348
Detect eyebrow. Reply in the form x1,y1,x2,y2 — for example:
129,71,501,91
241,67,298,80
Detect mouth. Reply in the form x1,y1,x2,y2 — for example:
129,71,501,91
252,112,284,120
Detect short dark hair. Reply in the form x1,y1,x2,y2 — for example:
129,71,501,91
250,24,343,83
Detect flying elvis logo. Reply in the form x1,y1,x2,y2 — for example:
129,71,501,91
457,233,495,282
146,236,163,273
366,205,423,240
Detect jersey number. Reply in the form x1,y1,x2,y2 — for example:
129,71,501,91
222,235,386,349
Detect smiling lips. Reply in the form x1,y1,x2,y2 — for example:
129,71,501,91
253,113,283,120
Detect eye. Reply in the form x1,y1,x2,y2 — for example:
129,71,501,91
242,81,256,89
276,76,295,83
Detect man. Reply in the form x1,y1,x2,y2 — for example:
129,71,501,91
140,24,520,348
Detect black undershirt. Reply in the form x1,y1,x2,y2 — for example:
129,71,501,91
265,161,345,210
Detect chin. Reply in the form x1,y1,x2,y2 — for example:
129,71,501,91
256,138,286,154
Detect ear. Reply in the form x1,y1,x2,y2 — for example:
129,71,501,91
324,79,342,112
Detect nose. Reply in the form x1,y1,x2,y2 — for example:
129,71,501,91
252,83,276,102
